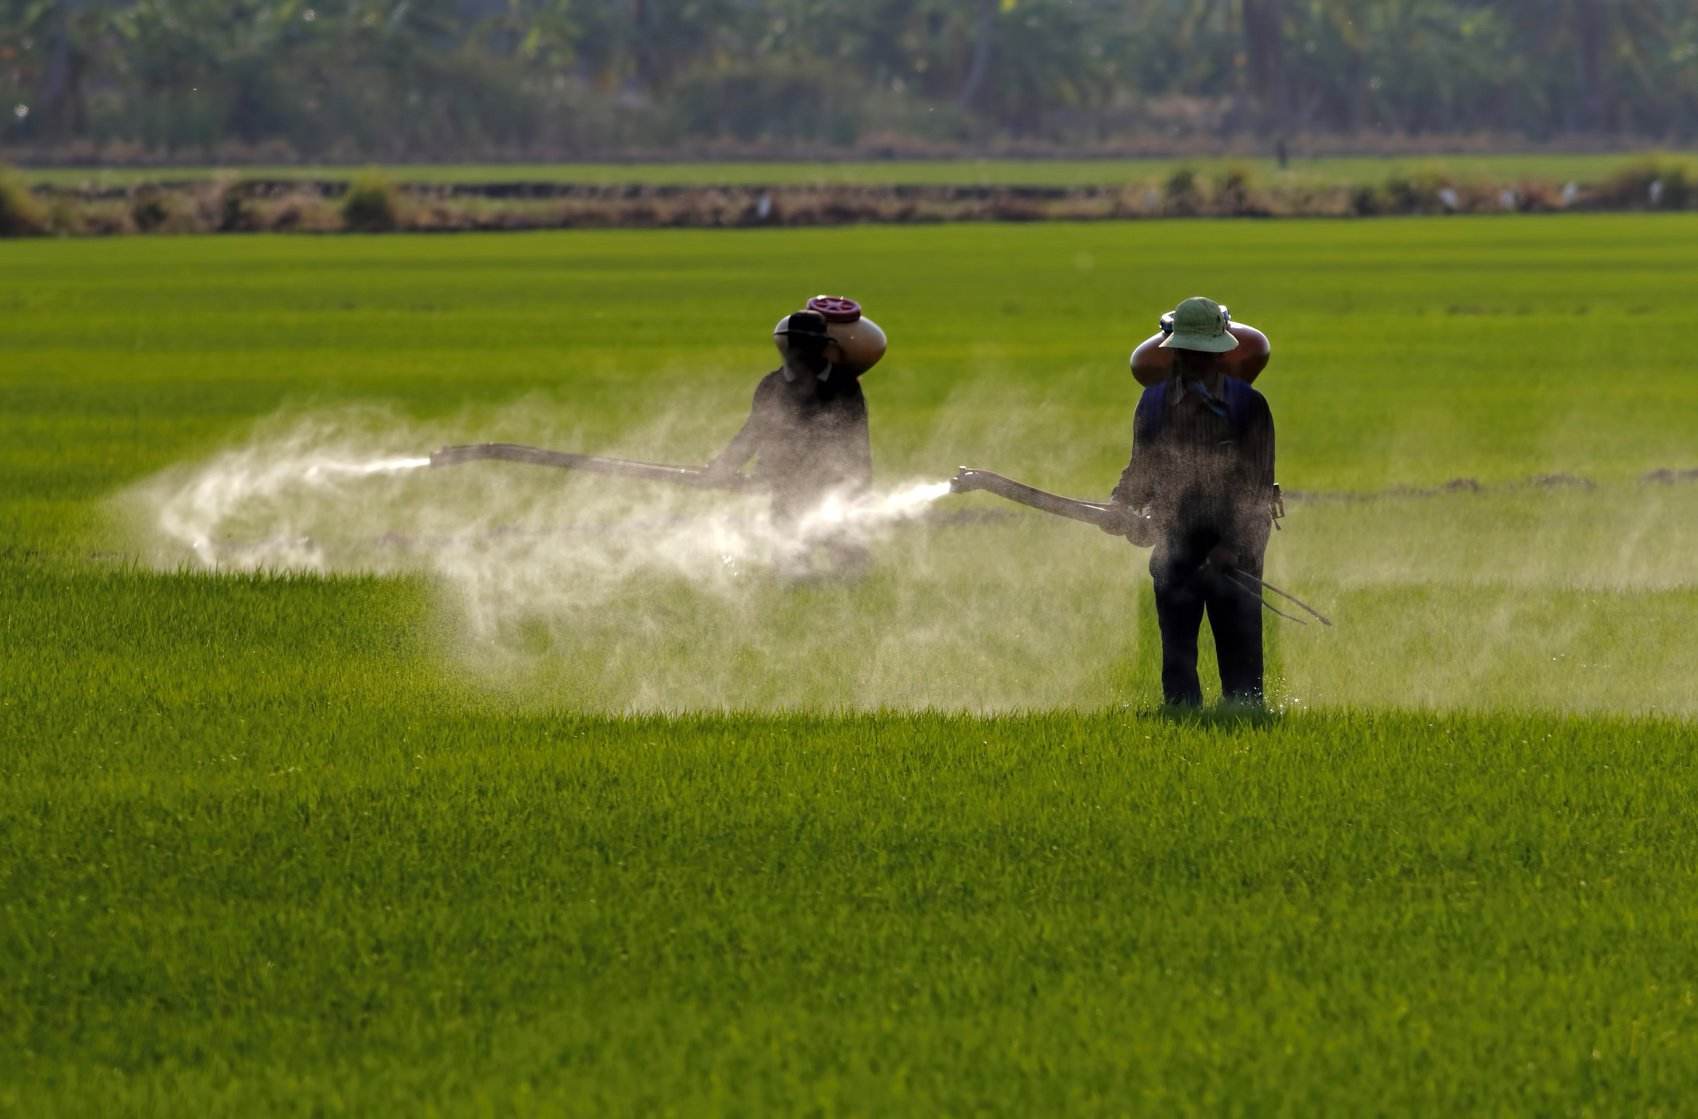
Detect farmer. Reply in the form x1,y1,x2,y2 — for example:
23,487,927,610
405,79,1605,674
1104,296,1278,707
706,298,882,523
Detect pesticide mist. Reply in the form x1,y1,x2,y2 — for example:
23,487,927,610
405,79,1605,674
119,403,1698,717
117,407,1104,711
141,414,948,581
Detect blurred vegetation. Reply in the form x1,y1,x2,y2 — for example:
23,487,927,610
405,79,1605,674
1596,153,1696,209
340,169,403,231
2,2,1697,163
13,152,1698,237
0,160,45,231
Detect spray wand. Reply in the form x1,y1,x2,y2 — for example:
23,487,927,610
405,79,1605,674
948,467,1139,532
428,443,753,491
949,466,1331,627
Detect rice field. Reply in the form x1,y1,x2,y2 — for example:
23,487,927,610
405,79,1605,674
3,215,1697,1114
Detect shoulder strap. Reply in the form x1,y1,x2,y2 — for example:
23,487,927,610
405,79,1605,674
1219,377,1257,439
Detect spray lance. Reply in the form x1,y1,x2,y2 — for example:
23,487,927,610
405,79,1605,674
427,442,755,491
948,466,1330,627
949,467,1134,531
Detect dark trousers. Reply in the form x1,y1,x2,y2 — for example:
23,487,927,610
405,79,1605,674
1150,543,1265,707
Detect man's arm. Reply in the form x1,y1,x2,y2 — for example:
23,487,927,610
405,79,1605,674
706,377,774,475
1104,392,1159,541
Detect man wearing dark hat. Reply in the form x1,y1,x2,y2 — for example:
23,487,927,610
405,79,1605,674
1105,296,1278,707
707,306,873,523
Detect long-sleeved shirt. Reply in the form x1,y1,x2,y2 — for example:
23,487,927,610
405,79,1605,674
713,367,871,514
1111,375,1276,553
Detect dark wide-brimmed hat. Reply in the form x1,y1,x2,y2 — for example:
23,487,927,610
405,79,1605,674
773,310,832,342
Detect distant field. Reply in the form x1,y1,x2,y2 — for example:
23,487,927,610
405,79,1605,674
4,216,1698,1113
21,151,1694,188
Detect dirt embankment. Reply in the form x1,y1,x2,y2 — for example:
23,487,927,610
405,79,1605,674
7,158,1698,237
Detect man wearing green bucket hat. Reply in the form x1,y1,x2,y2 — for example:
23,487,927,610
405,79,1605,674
1106,296,1279,708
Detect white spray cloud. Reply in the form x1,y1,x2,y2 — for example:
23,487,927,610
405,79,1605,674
115,399,1698,717
119,407,983,705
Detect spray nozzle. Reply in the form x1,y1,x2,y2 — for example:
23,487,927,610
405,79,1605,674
950,467,990,494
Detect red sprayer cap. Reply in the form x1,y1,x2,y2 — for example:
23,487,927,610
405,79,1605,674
807,295,863,323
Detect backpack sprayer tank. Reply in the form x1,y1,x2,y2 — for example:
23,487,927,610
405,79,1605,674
774,295,887,374
1130,316,1270,387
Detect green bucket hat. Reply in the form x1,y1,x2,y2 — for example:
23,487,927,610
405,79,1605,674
1159,296,1240,353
